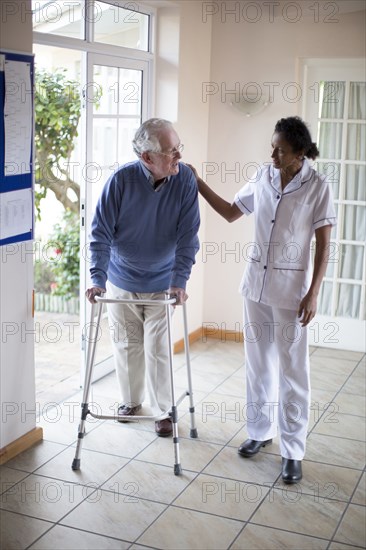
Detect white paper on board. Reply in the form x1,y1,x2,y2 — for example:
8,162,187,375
4,60,32,176
0,188,33,240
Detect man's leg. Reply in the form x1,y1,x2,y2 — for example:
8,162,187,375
106,281,145,408
142,292,172,417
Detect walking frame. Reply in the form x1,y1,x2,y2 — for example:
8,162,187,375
72,295,198,475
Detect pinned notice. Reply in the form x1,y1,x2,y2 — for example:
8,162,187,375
0,188,32,240
4,60,32,176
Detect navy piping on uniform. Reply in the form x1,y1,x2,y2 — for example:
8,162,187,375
236,198,252,214
313,216,337,225
273,267,305,272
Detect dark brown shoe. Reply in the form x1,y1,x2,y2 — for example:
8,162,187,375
155,418,173,437
117,404,142,423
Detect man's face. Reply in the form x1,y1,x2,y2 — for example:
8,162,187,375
145,127,183,180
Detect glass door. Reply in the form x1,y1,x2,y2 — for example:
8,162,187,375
81,53,149,382
303,60,366,351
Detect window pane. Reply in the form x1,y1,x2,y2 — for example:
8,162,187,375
318,281,332,316
93,119,118,168
336,284,361,318
318,122,343,159
348,82,366,120
94,1,149,51
340,244,364,280
347,123,366,161
118,69,142,116
118,118,141,165
93,66,119,115
32,0,84,39
320,81,345,119
316,162,340,199
345,165,366,201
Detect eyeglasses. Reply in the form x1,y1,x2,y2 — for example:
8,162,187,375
153,143,184,157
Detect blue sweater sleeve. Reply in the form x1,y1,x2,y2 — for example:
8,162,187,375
170,165,200,289
89,172,121,289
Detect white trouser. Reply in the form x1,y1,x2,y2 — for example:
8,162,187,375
243,298,310,460
106,281,172,417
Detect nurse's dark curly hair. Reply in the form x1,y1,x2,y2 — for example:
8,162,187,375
274,116,319,159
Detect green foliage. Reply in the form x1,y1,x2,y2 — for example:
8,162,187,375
34,256,55,294
48,210,80,298
35,68,81,219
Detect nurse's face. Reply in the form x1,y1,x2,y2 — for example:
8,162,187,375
271,133,303,172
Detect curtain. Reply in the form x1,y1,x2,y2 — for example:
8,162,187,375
317,80,366,320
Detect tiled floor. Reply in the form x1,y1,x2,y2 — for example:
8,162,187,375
1,340,365,549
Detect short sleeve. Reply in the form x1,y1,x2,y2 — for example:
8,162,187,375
313,177,337,231
234,176,257,215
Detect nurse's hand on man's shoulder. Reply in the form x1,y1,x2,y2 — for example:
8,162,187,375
298,292,317,327
85,286,106,304
168,287,188,306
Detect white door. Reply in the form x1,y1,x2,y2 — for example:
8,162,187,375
80,53,149,382
302,59,366,351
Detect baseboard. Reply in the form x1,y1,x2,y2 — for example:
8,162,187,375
174,326,243,353
174,326,202,353
0,427,43,465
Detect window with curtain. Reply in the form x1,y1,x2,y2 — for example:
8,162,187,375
315,80,366,321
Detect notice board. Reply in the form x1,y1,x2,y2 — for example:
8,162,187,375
0,50,34,246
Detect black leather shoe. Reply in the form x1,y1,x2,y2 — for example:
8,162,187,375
117,404,142,423
282,458,302,484
238,438,272,457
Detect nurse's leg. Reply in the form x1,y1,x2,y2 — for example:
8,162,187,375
244,299,279,441
274,307,310,460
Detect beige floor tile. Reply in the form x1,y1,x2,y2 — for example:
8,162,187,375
34,446,128,487
310,368,350,393
0,466,30,494
231,523,329,549
39,412,101,446
311,348,364,362
204,446,281,485
178,412,242,445
195,391,246,422
80,422,157,458
0,473,88,522
333,503,366,547
137,505,244,549
136,436,223,472
213,374,246,397
61,488,166,542
189,353,243,377
333,391,366,417
305,433,366,469
174,473,269,521
173,367,229,393
29,524,130,549
328,542,363,550
342,370,366,397
4,440,67,473
251,488,346,538
275,460,361,502
102,460,196,504
310,355,357,376
0,510,52,550
312,412,366,441
352,472,365,505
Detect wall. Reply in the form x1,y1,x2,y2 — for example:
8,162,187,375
0,0,41,451
201,0,366,332
155,1,212,338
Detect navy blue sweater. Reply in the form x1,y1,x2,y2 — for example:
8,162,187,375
89,161,200,292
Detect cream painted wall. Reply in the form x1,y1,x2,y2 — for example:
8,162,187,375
155,1,212,337
0,0,36,447
201,1,366,332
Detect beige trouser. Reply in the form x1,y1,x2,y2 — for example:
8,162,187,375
106,281,172,416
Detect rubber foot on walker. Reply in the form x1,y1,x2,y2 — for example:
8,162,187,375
71,458,81,470
190,428,198,438
174,463,183,476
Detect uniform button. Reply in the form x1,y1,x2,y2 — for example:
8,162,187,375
264,265,267,269
271,220,275,223
276,195,280,199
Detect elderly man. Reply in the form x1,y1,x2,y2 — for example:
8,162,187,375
86,118,200,437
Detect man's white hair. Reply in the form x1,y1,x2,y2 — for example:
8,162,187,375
132,118,173,157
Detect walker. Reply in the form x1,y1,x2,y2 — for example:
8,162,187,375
72,295,198,475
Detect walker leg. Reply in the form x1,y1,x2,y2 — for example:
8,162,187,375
182,302,198,439
71,302,102,470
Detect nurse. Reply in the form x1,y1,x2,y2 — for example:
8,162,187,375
188,116,336,483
